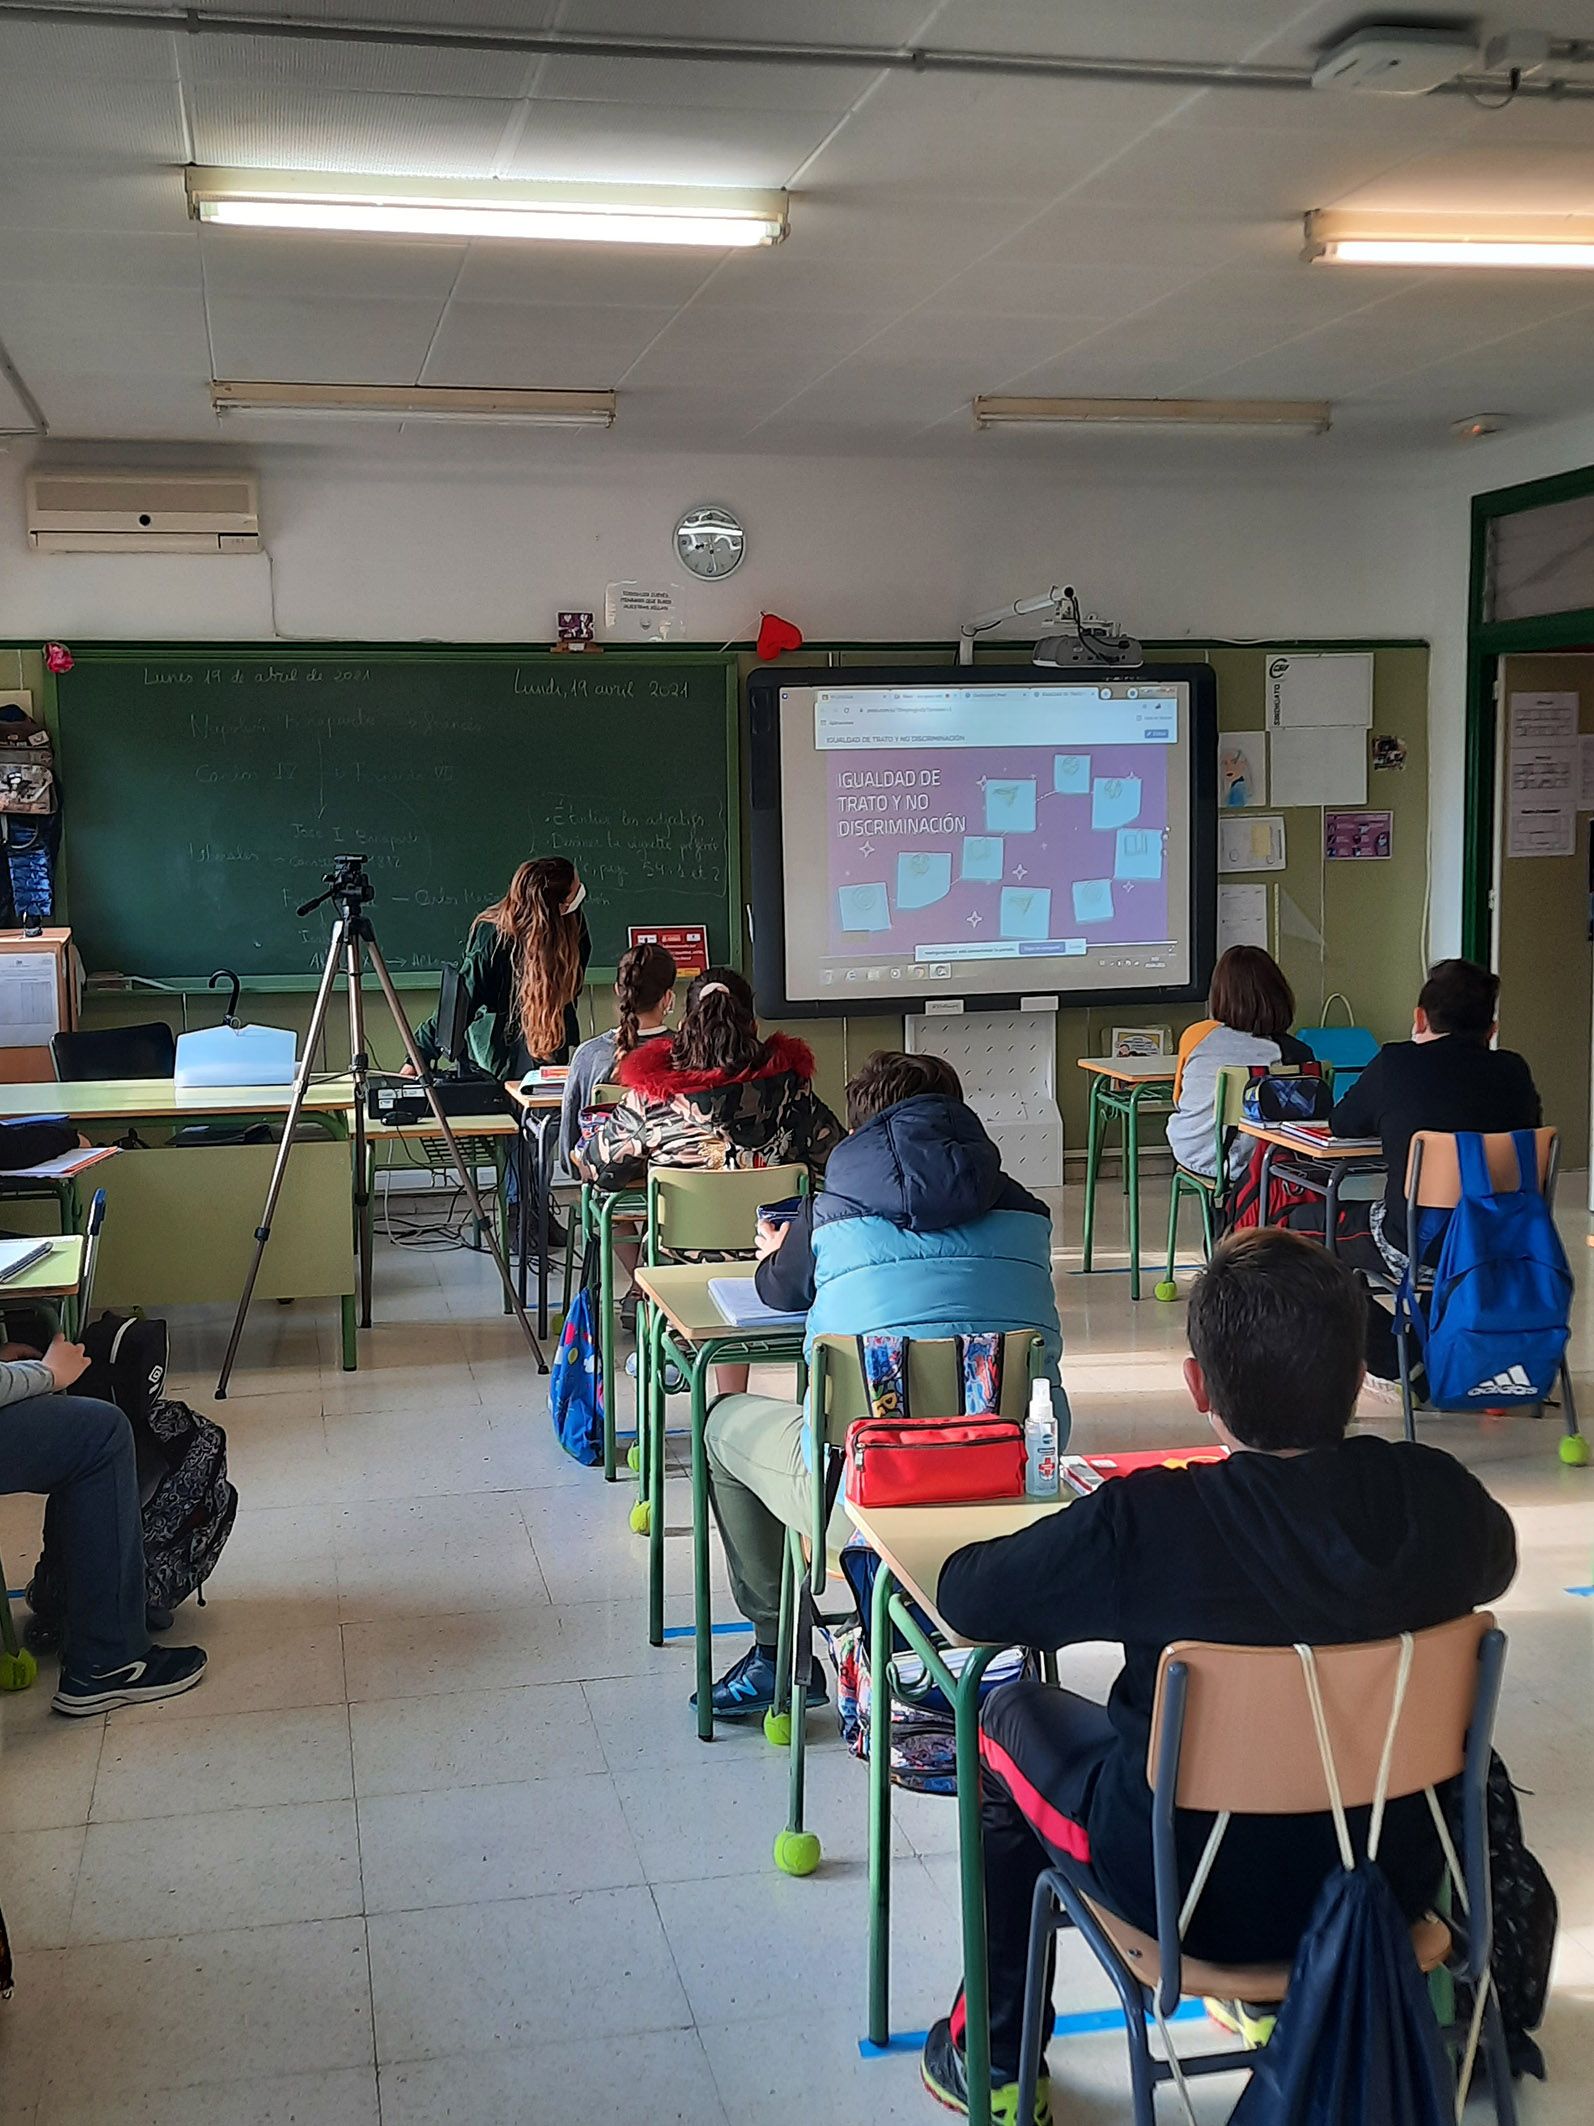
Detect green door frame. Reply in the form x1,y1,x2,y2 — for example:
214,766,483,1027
1464,463,1594,960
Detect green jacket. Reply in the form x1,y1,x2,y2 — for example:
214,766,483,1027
416,914,590,1079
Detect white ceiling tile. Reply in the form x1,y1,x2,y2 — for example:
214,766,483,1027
0,163,189,236
180,0,561,19
0,78,186,162
989,200,1256,270
3,284,210,379
504,98,840,185
531,53,878,113
422,301,678,386
188,30,531,99
22,373,217,441
0,18,181,81
560,0,934,39
200,230,468,301
188,86,519,176
207,293,450,385
928,0,1306,64
1084,126,1416,220
906,257,1179,320
0,230,201,292
0,362,37,435
450,242,718,307
1335,147,1594,215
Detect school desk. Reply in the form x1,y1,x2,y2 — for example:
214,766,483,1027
0,1078,359,1361
506,1082,565,1341
368,1108,526,1320
1236,1120,1386,1250
632,1262,807,1732
844,1494,1070,2126
1078,1056,1177,1300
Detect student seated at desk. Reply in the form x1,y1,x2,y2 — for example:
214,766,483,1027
920,1229,1514,2125
1318,958,1541,1392
414,854,590,1079
1165,946,1314,1180
698,1050,1068,1721
0,1340,208,1716
559,941,677,1175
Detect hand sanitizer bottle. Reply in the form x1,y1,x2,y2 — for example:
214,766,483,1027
1024,1378,1060,1500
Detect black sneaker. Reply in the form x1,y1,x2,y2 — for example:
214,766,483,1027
690,1643,830,1719
52,1644,207,1717
921,2016,1052,2126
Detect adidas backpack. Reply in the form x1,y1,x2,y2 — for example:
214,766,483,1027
1400,1130,1572,1412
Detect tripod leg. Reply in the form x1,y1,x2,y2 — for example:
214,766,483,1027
343,931,375,1330
362,934,548,1371
216,918,349,1399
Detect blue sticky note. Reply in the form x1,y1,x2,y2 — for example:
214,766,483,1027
961,835,1004,882
897,850,952,910
838,882,891,933
1053,755,1090,795
1072,878,1115,925
1115,828,1162,882
985,778,1037,834
1091,776,1142,831
999,886,1052,941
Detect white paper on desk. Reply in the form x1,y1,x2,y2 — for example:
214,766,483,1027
1269,725,1367,807
1507,797,1576,858
1218,813,1286,873
1217,884,1270,952
2,1145,117,1181
1509,691,1577,745
1266,654,1372,730
0,952,59,1050
1509,737,1574,797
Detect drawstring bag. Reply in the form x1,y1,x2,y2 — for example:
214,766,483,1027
549,1236,604,1466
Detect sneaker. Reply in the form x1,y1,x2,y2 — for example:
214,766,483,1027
52,1644,207,1717
625,1350,685,1394
921,2016,1052,2126
690,1643,829,1719
1358,1371,1406,1408
1204,1997,1278,2049
619,1287,639,1335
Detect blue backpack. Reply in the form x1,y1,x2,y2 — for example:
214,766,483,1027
549,1243,604,1466
1399,1129,1571,1412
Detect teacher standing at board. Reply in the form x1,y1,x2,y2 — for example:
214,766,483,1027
415,855,591,1080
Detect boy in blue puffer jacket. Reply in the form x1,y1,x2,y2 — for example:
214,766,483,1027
698,1050,1069,1721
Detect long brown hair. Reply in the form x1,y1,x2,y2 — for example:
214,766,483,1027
613,942,676,1057
1209,945,1294,1043
475,855,584,1062
671,966,765,1077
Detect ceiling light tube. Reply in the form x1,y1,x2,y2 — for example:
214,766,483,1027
973,396,1332,434
1306,207,1594,268
187,168,787,248
211,382,617,427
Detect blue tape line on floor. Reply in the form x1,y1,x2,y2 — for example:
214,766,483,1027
662,1622,755,1641
859,1999,1205,2057
1566,1585,1594,1598
1071,1264,1204,1278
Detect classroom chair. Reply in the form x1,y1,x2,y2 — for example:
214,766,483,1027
1297,992,1379,1097
1363,1127,1585,1462
1154,1063,1306,1301
1015,1616,1515,2126
631,1162,808,1535
768,1329,1046,1879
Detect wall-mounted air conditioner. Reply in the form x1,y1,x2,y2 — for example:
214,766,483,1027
26,470,261,553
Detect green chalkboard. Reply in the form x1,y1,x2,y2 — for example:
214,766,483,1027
53,649,738,982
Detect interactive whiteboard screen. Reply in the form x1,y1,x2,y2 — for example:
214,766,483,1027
748,665,1216,1015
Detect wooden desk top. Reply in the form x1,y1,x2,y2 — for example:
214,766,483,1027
844,1496,1070,1647
1237,1121,1384,1162
0,1077,355,1121
1078,1055,1176,1084
634,1262,803,1347
506,1083,564,1113
375,1111,521,1140
1,1235,85,1299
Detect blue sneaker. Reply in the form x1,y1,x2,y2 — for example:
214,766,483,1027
691,1643,829,1719
52,1643,207,1717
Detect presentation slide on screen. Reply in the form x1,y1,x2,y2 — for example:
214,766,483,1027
776,681,1196,1004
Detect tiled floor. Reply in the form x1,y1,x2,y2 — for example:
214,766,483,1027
1,1176,1592,2122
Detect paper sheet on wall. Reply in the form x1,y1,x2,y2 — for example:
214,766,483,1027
1217,884,1270,952
1266,654,1373,730
0,953,59,1049
1269,725,1367,807
1218,731,1266,808
1508,737,1574,797
603,581,684,641
1218,813,1286,873
1508,691,1577,744
1507,798,1576,858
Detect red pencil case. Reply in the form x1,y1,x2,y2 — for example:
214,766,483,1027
845,1417,1026,1507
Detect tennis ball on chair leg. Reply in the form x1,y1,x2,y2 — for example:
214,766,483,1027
0,1646,37,1690
1559,1434,1590,1468
629,1500,651,1535
773,1827,821,1876
1153,1278,1179,1302
763,1708,792,1747
626,1444,642,1473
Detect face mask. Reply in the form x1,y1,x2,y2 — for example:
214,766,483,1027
562,881,587,915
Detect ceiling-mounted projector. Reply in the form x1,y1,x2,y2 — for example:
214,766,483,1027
1032,629,1143,670
1311,26,1480,94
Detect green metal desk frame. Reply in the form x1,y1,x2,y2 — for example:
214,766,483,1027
1080,1072,1175,1302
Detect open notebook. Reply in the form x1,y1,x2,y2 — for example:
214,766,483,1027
0,1238,55,1285
707,1277,807,1330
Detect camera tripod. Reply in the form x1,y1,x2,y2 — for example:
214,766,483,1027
215,855,546,1397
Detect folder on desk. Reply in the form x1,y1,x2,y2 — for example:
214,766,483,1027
707,1277,807,1329
0,1238,54,1284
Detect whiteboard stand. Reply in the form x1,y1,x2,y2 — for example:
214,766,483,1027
904,1008,1063,1190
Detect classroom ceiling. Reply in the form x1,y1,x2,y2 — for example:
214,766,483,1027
3,0,1594,460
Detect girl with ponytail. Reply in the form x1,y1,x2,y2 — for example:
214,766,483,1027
416,855,591,1081
560,942,676,1171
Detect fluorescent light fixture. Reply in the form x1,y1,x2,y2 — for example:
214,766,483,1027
187,167,787,248
211,382,616,427
973,396,1332,435
1306,208,1594,269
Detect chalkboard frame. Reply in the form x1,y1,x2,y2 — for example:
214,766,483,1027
47,644,742,990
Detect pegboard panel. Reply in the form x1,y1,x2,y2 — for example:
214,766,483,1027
906,1008,1062,1188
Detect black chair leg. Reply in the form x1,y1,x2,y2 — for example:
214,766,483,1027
1016,1873,1059,2126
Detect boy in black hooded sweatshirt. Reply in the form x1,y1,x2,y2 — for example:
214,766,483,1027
921,1227,1516,2126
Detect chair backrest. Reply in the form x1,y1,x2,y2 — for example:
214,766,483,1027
1148,1612,1492,1815
647,1162,807,1258
52,1022,177,1082
590,1082,627,1107
1406,1127,1557,1211
808,1329,1045,1449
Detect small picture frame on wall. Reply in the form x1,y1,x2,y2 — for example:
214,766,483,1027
1109,1026,1171,1058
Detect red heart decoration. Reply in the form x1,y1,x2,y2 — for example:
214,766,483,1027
43,642,73,674
756,612,803,661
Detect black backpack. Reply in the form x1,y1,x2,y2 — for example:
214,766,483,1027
1448,1752,1557,2080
